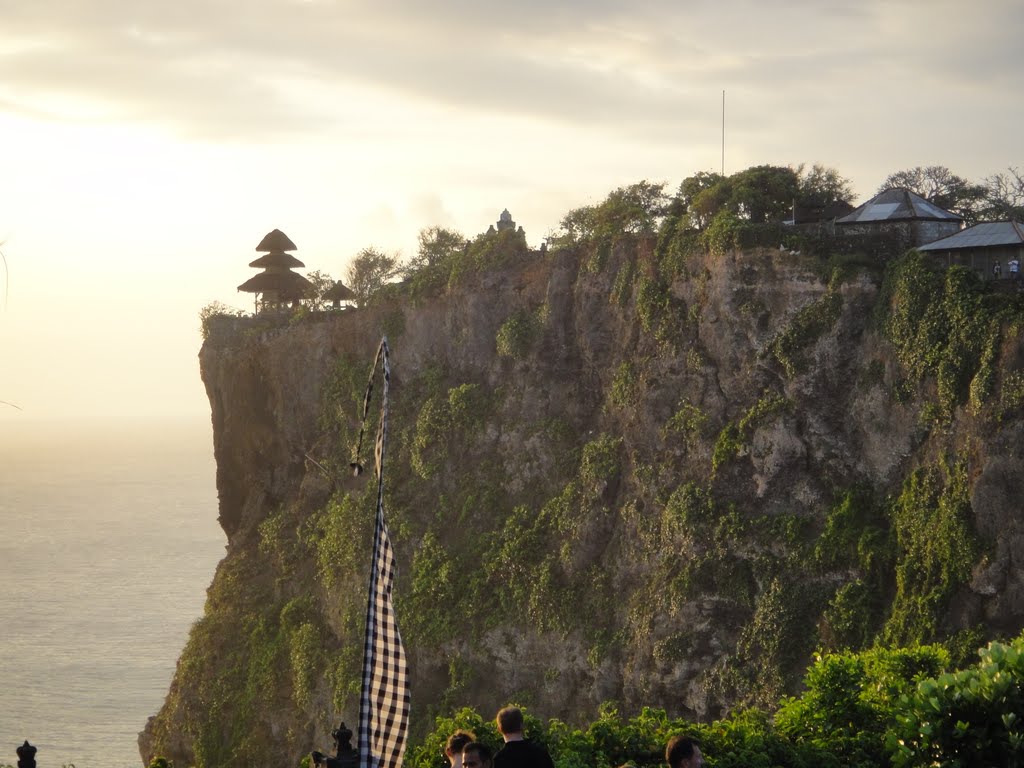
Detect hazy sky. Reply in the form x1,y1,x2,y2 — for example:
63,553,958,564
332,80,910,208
1,0,1021,428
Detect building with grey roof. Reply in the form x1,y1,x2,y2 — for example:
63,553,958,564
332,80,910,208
918,221,1024,281
836,188,963,249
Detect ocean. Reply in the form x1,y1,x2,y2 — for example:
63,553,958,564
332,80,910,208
0,421,225,768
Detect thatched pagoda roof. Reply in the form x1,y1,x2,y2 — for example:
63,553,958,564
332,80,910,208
249,251,305,268
324,280,356,301
237,269,313,298
256,229,298,252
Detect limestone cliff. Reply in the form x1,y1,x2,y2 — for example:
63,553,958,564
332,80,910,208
140,237,1024,768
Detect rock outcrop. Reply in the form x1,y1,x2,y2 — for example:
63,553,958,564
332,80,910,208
141,239,1024,768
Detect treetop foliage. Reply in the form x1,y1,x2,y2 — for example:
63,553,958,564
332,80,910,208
878,165,988,223
876,164,1024,224
406,226,467,276
796,163,856,209
200,159,1024,318
552,180,669,247
345,246,401,307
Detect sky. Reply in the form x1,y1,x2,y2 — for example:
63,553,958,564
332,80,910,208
1,0,1022,430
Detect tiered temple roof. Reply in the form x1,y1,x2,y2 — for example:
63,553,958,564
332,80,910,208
237,229,313,307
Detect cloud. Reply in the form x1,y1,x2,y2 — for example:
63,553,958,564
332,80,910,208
1,0,1022,174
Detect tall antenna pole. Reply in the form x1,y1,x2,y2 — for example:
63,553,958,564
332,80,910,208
721,90,725,176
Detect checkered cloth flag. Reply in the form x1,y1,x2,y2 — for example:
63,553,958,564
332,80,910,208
353,338,410,768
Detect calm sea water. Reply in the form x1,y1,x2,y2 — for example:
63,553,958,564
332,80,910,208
0,421,225,768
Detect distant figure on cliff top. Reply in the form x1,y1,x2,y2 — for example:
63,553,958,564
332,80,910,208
665,735,704,768
445,730,476,768
493,706,554,768
462,742,493,768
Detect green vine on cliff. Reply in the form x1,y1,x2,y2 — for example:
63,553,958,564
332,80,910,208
765,290,842,378
711,392,791,474
879,252,1018,417
882,457,979,646
411,383,490,479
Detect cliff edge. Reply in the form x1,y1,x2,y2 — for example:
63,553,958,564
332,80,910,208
141,238,1024,768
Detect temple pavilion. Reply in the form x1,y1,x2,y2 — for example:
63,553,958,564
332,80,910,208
237,229,313,313
324,280,356,309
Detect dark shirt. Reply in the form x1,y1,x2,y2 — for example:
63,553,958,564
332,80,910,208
493,739,555,768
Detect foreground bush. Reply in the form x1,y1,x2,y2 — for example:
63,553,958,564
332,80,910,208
890,635,1024,767
409,634,1024,768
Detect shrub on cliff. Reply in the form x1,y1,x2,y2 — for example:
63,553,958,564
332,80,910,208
198,300,245,340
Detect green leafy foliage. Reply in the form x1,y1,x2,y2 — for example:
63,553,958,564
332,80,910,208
701,210,750,257
496,308,544,359
776,645,948,768
882,459,978,646
889,634,1024,767
712,393,791,473
609,361,639,408
411,703,837,768
412,383,490,479
677,165,799,229
796,163,855,209
879,253,1013,417
199,300,246,340
406,640,1014,768
406,226,467,274
550,181,668,253
662,400,708,444
766,290,842,378
346,246,402,306
814,489,894,650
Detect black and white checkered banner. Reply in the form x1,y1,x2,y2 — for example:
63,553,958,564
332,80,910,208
353,337,410,768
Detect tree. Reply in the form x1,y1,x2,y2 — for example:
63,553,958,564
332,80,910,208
303,269,335,311
597,180,669,234
404,226,465,276
551,181,668,245
981,167,1024,221
727,165,800,224
345,247,400,307
677,166,800,229
775,645,949,768
878,166,987,223
796,163,855,208
551,204,599,246
677,171,727,230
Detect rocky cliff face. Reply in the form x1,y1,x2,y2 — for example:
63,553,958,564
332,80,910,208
140,238,1024,768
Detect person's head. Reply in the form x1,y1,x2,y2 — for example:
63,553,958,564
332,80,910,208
461,742,492,768
445,730,475,767
496,706,524,736
665,736,703,768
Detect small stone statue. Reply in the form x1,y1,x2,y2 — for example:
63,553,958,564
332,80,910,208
16,740,37,768
311,722,358,768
